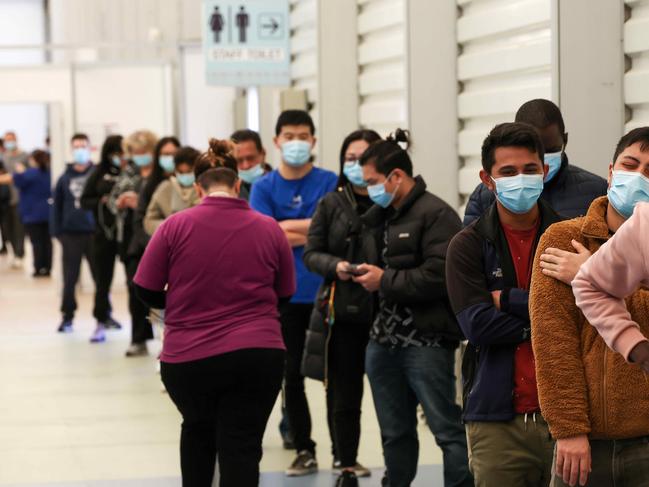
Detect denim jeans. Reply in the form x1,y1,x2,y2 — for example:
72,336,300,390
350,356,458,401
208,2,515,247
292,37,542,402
365,340,473,487
550,436,649,487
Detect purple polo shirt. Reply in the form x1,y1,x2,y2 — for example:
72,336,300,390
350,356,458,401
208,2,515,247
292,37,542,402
134,196,296,363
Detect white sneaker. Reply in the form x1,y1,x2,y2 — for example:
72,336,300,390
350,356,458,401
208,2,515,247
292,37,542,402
10,257,23,269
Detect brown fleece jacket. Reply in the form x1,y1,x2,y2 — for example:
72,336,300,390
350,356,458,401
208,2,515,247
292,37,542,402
530,196,649,440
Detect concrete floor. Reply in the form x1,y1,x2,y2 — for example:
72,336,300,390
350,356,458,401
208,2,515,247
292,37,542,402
0,246,443,486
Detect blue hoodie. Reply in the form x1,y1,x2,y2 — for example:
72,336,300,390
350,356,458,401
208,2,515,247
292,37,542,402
13,167,51,224
51,164,95,236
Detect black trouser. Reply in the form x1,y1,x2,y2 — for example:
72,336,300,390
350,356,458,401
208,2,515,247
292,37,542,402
125,255,152,344
59,233,96,321
162,348,284,487
281,302,317,454
3,204,24,257
0,204,8,251
92,232,117,322
326,319,370,467
24,222,52,273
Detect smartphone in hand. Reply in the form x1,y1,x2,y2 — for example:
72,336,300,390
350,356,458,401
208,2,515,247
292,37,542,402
347,264,368,277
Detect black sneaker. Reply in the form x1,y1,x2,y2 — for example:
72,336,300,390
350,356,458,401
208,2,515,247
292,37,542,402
125,342,148,357
57,320,73,333
335,470,359,487
104,316,123,330
381,471,390,486
285,450,318,477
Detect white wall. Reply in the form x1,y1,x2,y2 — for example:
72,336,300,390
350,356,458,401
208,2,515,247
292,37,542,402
0,0,45,64
179,45,236,150
0,0,48,158
74,63,175,144
0,104,48,153
48,0,202,63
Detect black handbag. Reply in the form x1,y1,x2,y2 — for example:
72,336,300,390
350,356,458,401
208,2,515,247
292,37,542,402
300,282,336,383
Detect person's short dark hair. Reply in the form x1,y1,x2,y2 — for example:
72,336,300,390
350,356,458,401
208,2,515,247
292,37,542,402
275,110,316,136
195,138,238,189
231,129,264,152
71,133,89,143
337,129,382,187
31,149,50,172
359,128,413,177
481,122,545,174
612,127,649,163
174,146,200,168
515,99,566,135
100,135,123,169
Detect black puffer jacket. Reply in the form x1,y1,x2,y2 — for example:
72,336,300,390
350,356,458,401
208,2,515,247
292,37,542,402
301,185,378,381
362,176,464,340
81,163,121,240
463,155,607,226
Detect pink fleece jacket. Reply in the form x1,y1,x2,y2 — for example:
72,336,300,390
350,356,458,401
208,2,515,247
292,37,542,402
573,202,649,361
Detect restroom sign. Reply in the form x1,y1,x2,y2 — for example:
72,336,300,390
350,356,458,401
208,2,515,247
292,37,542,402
203,0,291,86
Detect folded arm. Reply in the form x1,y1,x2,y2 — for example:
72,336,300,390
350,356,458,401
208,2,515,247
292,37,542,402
573,204,649,361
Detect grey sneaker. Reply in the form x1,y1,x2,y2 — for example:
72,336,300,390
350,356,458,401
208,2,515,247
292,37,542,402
125,342,148,357
90,325,106,343
332,461,371,478
285,450,318,477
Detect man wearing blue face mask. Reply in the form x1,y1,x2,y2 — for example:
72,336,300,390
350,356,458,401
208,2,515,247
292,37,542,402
464,99,607,226
530,127,649,487
230,129,273,201
446,123,562,486
250,110,337,477
353,130,471,487
51,133,97,333
2,131,28,268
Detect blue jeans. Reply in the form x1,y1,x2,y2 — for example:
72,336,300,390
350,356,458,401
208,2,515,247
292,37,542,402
366,340,473,487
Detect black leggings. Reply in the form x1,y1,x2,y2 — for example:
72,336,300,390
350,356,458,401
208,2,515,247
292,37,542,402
24,222,52,273
326,320,370,467
92,232,117,322
162,348,284,487
280,302,318,454
125,256,152,343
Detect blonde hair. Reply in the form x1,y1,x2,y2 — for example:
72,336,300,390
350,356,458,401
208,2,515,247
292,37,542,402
123,130,158,155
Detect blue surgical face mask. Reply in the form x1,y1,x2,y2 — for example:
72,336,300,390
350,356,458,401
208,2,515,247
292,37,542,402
176,173,195,188
159,155,175,173
4,141,16,151
111,155,122,168
132,154,153,168
368,172,399,208
544,151,562,182
492,173,544,214
343,160,367,188
608,170,649,219
282,140,312,167
239,163,265,184
73,147,91,164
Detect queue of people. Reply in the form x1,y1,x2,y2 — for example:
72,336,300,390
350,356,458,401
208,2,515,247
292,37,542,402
3,98,649,487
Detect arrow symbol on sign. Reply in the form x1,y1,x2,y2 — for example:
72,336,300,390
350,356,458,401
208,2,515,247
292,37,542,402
262,18,279,34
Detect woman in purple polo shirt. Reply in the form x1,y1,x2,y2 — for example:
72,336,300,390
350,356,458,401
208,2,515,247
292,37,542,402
134,139,296,487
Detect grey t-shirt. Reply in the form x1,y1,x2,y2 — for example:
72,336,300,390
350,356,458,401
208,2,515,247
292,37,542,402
3,151,28,205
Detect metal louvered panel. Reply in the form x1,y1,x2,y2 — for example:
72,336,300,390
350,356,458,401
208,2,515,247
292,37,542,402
625,0,649,131
457,0,553,202
357,0,407,136
290,0,318,110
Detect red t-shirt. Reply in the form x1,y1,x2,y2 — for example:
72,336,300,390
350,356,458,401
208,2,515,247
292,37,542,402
501,221,540,414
